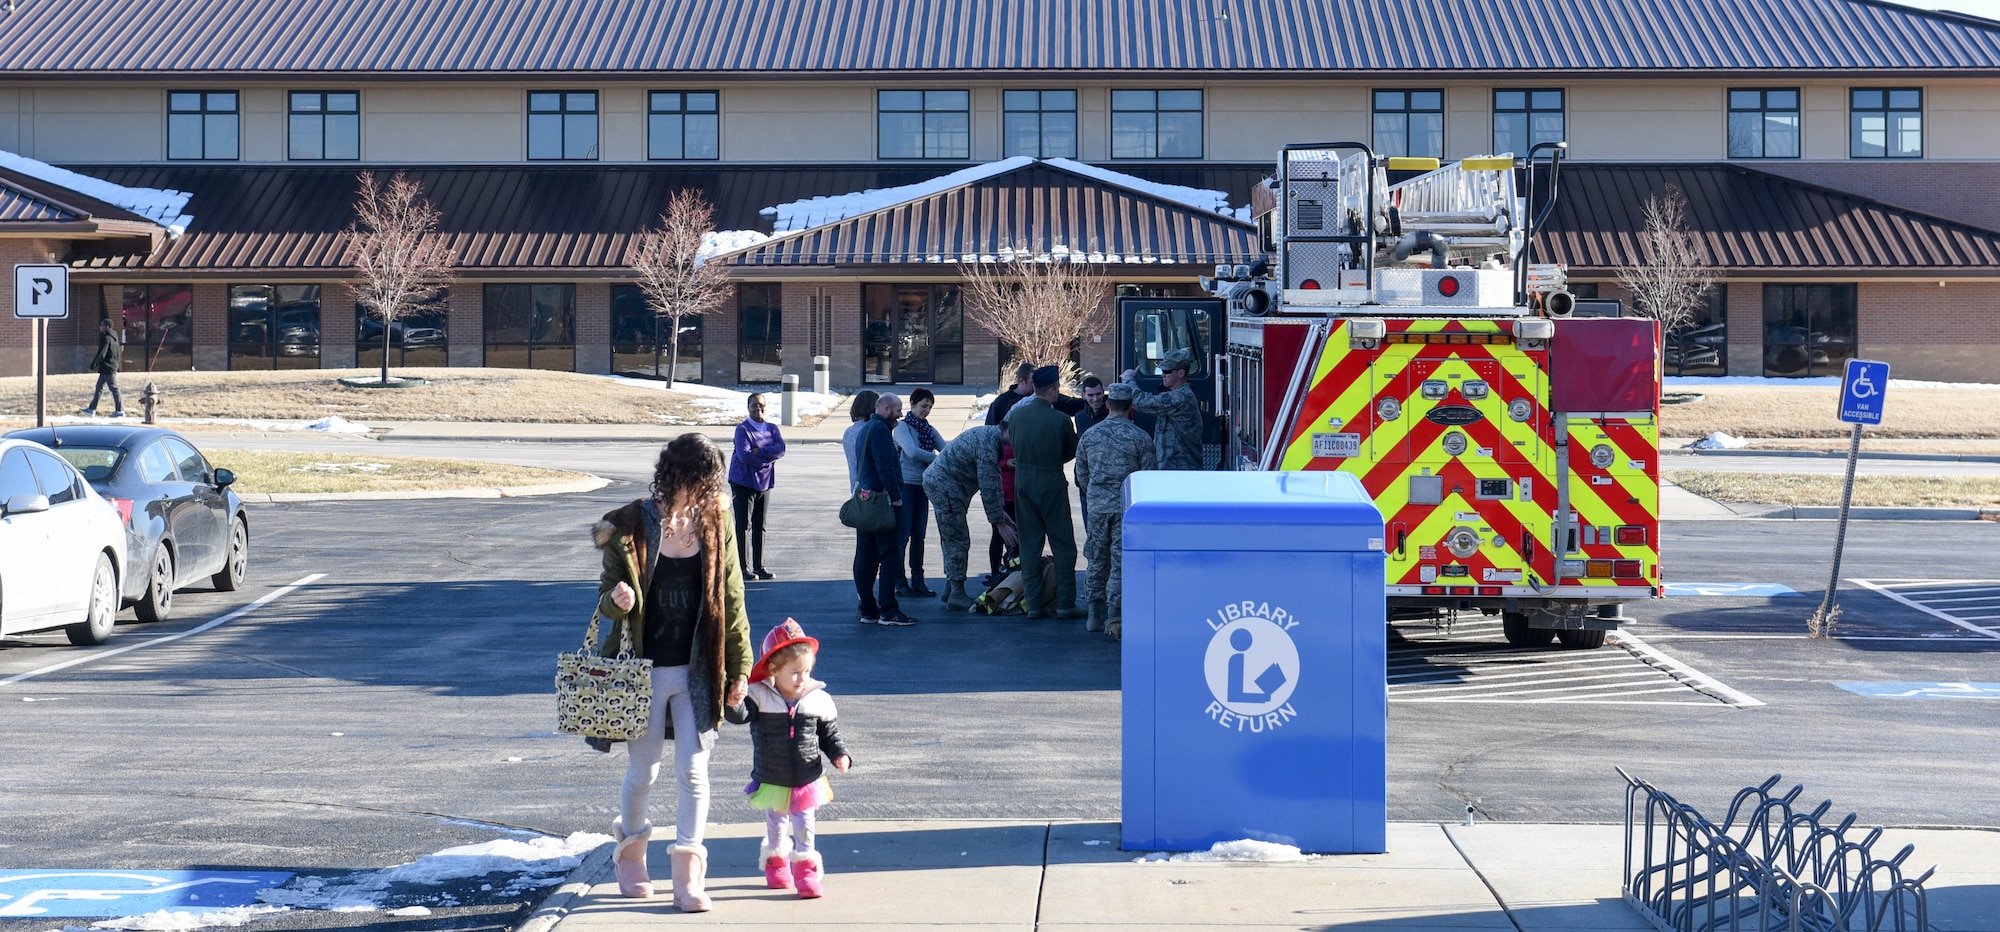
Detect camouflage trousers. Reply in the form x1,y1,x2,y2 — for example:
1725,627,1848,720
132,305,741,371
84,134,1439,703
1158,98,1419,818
923,474,975,582
1083,510,1123,611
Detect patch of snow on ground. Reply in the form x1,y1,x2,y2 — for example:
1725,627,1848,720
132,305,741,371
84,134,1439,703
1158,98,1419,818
258,832,608,913
86,905,287,931
1133,839,1313,863
1688,431,1752,450
974,393,999,408
1666,376,2000,389
304,416,370,433
0,147,194,231
595,375,842,425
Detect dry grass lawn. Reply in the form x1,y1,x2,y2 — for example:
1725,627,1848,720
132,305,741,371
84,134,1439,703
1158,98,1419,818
1667,470,2000,509
210,450,582,495
0,368,795,425
1661,384,2000,439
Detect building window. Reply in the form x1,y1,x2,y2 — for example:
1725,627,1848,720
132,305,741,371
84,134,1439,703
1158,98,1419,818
1003,90,1078,158
1851,88,1922,159
101,285,194,371
1727,89,1799,159
484,284,576,370
289,92,360,161
1493,89,1564,155
1663,286,1727,376
648,91,719,160
738,283,784,383
167,92,238,160
612,284,703,381
528,92,599,161
1111,89,1203,159
1373,90,1444,159
862,284,963,384
356,293,449,369
878,90,970,160
1763,284,1856,378
229,285,322,370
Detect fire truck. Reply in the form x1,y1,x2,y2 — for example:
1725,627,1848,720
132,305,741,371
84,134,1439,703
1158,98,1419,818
1116,142,1662,648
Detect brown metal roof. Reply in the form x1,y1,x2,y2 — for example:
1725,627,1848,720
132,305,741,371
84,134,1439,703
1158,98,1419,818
719,161,1260,267
0,181,84,223
65,162,1264,273
1538,164,2000,273
2,0,1999,76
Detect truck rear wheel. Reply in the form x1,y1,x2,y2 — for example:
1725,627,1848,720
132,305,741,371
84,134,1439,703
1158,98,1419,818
1557,628,1607,650
1502,611,1555,648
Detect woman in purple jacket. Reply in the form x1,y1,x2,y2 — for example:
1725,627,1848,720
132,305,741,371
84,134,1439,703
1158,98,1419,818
728,393,787,579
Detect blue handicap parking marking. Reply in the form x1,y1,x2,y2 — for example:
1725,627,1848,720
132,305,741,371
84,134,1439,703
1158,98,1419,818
1834,681,2000,700
1664,582,1803,598
0,870,292,918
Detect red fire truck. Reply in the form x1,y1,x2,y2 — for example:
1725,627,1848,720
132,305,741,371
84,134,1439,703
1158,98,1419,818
1116,142,1662,648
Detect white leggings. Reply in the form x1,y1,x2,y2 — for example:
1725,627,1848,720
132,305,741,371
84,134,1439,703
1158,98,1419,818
621,665,712,848
766,807,818,854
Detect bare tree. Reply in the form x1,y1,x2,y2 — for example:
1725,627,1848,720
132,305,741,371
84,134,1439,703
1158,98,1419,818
347,171,453,386
628,189,733,385
959,245,1111,389
1616,185,1716,338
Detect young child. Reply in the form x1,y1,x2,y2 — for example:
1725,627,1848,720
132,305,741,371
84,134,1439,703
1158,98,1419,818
727,618,851,898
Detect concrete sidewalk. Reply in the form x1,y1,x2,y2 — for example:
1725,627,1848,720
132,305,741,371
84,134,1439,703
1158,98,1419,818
525,821,2000,931
372,387,996,445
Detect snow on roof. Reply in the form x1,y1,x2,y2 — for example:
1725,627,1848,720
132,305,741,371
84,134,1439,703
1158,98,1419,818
0,148,192,233
761,156,1036,232
1042,158,1244,219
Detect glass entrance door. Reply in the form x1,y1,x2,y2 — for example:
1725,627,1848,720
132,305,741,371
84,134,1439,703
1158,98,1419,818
863,284,964,383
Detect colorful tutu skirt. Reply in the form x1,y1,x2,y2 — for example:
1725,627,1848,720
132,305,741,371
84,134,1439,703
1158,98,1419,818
745,776,833,813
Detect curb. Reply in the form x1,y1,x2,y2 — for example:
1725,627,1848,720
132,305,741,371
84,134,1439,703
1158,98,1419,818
234,475,611,503
517,843,612,932
1725,503,2000,521
1663,447,2000,464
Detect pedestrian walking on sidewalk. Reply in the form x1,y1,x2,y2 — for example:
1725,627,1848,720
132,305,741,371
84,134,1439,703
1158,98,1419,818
853,392,913,625
592,433,754,912
726,618,852,900
922,422,1015,610
79,319,125,417
1007,366,1083,620
729,393,786,580
892,388,941,598
1074,382,1154,637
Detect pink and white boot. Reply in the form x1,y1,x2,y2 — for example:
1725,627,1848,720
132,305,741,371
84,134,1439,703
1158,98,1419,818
610,820,653,899
762,838,794,890
789,849,825,899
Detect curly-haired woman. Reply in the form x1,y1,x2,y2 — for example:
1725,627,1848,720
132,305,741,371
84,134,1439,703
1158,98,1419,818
593,433,753,912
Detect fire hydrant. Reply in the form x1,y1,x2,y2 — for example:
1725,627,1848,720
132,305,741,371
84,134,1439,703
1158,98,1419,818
142,382,161,425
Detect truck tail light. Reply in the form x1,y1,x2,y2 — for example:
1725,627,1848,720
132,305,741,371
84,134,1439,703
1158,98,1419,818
1300,279,1321,290
1448,586,1473,595
1614,560,1643,579
1477,586,1503,596
1585,559,1615,578
1615,525,1648,546
1421,586,1446,595
109,497,133,527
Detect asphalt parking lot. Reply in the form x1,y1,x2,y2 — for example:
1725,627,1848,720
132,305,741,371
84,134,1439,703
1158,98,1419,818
2,440,1996,931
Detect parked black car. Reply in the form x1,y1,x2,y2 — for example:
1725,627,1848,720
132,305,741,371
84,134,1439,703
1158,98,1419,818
2,426,248,622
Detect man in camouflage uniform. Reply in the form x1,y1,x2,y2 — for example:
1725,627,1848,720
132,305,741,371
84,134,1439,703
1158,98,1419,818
1121,347,1203,470
923,423,1016,611
1074,382,1155,636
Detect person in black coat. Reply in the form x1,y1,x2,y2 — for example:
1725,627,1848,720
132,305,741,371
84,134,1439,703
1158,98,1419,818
853,392,911,625
80,319,125,417
727,619,851,899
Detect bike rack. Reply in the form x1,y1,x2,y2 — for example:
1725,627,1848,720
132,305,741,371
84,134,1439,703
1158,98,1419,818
1618,769,1933,932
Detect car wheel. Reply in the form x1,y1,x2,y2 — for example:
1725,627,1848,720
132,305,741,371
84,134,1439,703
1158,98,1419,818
136,545,175,623
1502,611,1556,648
212,517,248,591
1557,628,1607,650
66,554,119,646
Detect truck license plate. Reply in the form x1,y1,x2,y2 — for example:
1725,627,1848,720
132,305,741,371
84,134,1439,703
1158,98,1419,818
1312,432,1361,458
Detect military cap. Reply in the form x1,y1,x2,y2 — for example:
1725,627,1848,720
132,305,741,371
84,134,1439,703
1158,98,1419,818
1031,365,1061,389
1160,348,1193,372
1106,382,1136,401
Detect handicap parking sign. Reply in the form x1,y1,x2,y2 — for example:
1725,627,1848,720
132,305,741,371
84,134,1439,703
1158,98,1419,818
0,870,292,918
1839,359,1890,425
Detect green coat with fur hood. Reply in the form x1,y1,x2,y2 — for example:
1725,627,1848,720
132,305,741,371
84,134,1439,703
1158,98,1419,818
593,497,753,738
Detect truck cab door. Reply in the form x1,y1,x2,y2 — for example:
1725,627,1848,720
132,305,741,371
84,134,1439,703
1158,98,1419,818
1114,297,1227,468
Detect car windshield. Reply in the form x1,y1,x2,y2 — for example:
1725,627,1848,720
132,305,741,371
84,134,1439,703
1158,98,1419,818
51,445,124,482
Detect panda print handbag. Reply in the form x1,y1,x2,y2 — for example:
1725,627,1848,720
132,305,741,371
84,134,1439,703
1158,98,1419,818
555,610,653,741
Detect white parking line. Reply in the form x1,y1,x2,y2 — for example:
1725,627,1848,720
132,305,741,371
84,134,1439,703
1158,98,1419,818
1609,629,1766,708
0,573,324,687
1849,579,2000,641
1387,618,1756,707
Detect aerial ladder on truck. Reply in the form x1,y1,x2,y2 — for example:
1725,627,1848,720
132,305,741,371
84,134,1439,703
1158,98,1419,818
1117,142,1664,648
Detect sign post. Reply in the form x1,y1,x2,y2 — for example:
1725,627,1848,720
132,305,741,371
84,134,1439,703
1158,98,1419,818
15,264,70,428
1812,359,1890,636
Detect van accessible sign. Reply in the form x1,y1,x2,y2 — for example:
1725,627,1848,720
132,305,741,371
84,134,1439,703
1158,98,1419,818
1838,359,1889,425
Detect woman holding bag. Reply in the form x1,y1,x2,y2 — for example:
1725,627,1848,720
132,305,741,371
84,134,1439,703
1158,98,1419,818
593,433,753,912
